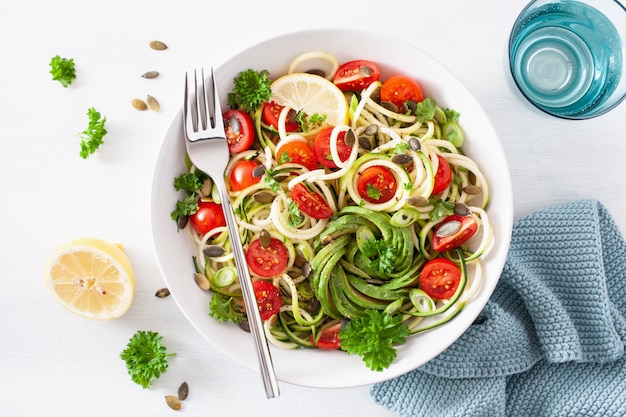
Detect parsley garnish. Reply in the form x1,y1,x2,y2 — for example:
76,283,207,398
170,194,198,222
415,97,436,123
119,330,176,389
287,199,304,227
366,183,382,201
362,238,395,274
49,55,76,87
209,293,245,323
339,309,409,371
227,69,272,112
79,107,107,159
429,198,455,221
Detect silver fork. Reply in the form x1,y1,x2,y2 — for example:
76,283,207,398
183,68,280,399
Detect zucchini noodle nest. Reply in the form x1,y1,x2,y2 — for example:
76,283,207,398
175,51,494,355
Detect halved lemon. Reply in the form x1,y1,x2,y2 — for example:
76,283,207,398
270,72,349,126
44,237,135,320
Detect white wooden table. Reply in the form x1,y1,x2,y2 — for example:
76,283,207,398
1,0,625,415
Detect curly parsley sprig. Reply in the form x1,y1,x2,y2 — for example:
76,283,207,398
119,330,176,389
79,107,107,159
339,309,409,371
49,55,76,87
227,69,272,112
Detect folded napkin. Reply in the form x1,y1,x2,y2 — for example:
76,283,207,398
370,199,626,417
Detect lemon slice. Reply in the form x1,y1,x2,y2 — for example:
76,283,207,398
44,237,135,320
270,72,349,126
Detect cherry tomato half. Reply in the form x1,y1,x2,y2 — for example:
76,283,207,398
276,141,318,171
262,101,299,132
246,237,289,278
315,321,342,349
356,166,398,204
333,59,381,92
419,258,461,300
431,214,479,252
223,109,254,154
252,280,282,320
291,183,333,219
380,75,424,109
189,200,226,235
229,160,261,192
431,155,453,195
313,127,352,169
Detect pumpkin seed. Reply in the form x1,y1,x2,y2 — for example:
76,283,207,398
306,69,326,77
178,382,189,401
252,165,266,178
155,288,170,298
293,256,307,268
177,215,189,230
360,65,372,77
363,124,379,136
391,154,412,165
165,395,181,411
200,178,213,196
141,71,159,79
321,235,333,245
358,136,372,151
131,98,147,111
194,273,211,291
454,202,471,216
203,245,226,257
229,116,240,134
259,229,271,248
146,95,160,112
301,262,311,278
344,129,356,147
406,196,428,207
403,100,417,114
381,101,398,113
253,191,274,203
239,319,250,332
436,219,462,237
463,185,482,195
149,40,168,50
408,137,421,151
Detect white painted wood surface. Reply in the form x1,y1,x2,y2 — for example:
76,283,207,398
1,0,625,415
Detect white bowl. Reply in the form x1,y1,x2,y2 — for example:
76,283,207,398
151,28,514,388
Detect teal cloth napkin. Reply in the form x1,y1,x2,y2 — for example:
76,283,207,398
370,199,626,416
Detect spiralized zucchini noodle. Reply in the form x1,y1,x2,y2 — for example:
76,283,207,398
174,51,494,355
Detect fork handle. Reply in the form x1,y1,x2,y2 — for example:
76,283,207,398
215,181,280,398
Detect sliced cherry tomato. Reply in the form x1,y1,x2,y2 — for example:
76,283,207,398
312,127,352,169
229,160,261,192
431,155,453,195
356,166,398,204
291,183,333,219
252,280,282,320
189,200,226,235
380,75,424,109
276,141,318,171
315,322,342,349
262,101,299,132
431,214,479,252
223,109,254,154
333,59,381,91
246,237,289,278
419,258,461,300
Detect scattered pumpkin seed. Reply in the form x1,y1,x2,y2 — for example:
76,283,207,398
177,215,189,230
259,229,271,248
149,40,168,50
200,178,213,196
344,129,356,147
141,71,160,79
364,124,379,136
146,95,160,112
403,100,418,114
165,395,181,411
301,262,311,278
229,116,240,134
155,288,170,298
406,196,428,207
463,185,482,195
178,382,189,401
360,65,372,77
306,69,326,78
381,101,398,113
203,245,226,257
408,137,421,151
252,165,266,178
194,273,211,291
358,136,372,151
321,235,333,245
454,202,471,216
391,154,412,165
436,219,462,237
253,191,274,203
131,98,148,111
239,319,250,332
